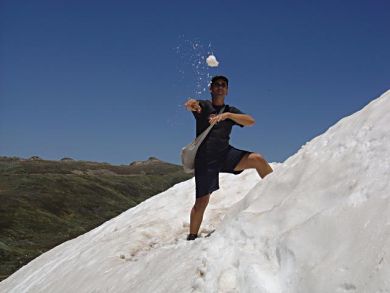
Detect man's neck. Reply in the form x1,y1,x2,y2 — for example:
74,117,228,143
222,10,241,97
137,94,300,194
211,97,225,106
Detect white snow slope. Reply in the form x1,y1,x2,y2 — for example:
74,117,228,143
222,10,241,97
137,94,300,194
1,90,390,293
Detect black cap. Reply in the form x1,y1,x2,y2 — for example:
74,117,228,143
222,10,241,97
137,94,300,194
211,75,229,86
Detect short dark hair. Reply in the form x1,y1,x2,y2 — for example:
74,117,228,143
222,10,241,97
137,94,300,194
211,75,229,86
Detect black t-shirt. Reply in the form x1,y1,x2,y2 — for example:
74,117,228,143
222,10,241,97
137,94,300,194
192,99,245,158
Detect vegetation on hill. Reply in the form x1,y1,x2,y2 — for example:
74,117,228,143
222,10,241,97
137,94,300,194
0,156,192,281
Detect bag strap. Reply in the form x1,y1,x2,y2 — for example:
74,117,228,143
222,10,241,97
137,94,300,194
193,105,226,145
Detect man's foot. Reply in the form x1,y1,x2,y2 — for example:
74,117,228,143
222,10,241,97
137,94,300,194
187,233,198,241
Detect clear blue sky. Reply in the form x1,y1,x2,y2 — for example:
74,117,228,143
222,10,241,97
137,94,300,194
1,0,389,165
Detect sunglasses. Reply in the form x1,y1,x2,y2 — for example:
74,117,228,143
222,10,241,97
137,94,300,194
212,82,228,88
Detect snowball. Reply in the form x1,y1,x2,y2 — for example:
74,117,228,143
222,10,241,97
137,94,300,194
206,55,219,67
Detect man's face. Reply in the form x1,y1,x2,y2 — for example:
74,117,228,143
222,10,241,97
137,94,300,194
210,79,228,98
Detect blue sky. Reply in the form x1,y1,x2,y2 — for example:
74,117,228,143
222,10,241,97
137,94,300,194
1,0,389,165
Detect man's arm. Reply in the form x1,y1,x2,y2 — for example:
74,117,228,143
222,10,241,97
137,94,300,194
227,113,255,126
208,112,255,126
184,98,202,113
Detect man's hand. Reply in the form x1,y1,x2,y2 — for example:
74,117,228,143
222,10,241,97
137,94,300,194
184,98,201,113
208,113,231,124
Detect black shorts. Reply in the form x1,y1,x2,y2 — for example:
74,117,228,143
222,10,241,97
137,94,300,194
194,145,252,198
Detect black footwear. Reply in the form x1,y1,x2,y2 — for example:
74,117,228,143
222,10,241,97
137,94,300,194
186,233,198,241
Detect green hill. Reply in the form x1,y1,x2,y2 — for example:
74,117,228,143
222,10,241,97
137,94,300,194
0,156,192,281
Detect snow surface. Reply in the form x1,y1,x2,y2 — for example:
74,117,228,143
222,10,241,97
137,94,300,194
1,90,390,293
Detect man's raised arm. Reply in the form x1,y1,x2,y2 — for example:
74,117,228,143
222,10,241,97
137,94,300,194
184,98,202,113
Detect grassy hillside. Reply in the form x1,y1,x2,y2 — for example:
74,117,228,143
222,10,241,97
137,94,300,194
0,156,193,281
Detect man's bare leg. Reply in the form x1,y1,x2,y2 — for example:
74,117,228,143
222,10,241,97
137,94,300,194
189,194,210,237
234,153,273,178
254,154,273,178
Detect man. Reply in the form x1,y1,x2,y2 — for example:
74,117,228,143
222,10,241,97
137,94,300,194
184,75,273,241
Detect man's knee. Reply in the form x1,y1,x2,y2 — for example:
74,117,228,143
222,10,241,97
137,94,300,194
194,194,210,210
251,153,266,165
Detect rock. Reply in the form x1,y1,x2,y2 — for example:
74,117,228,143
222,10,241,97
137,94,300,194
129,157,161,166
60,157,74,161
29,156,42,161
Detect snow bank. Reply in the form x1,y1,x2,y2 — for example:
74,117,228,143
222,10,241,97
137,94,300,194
1,90,389,293
200,90,390,292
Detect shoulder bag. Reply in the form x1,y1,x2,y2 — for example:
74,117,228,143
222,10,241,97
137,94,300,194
181,106,225,173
